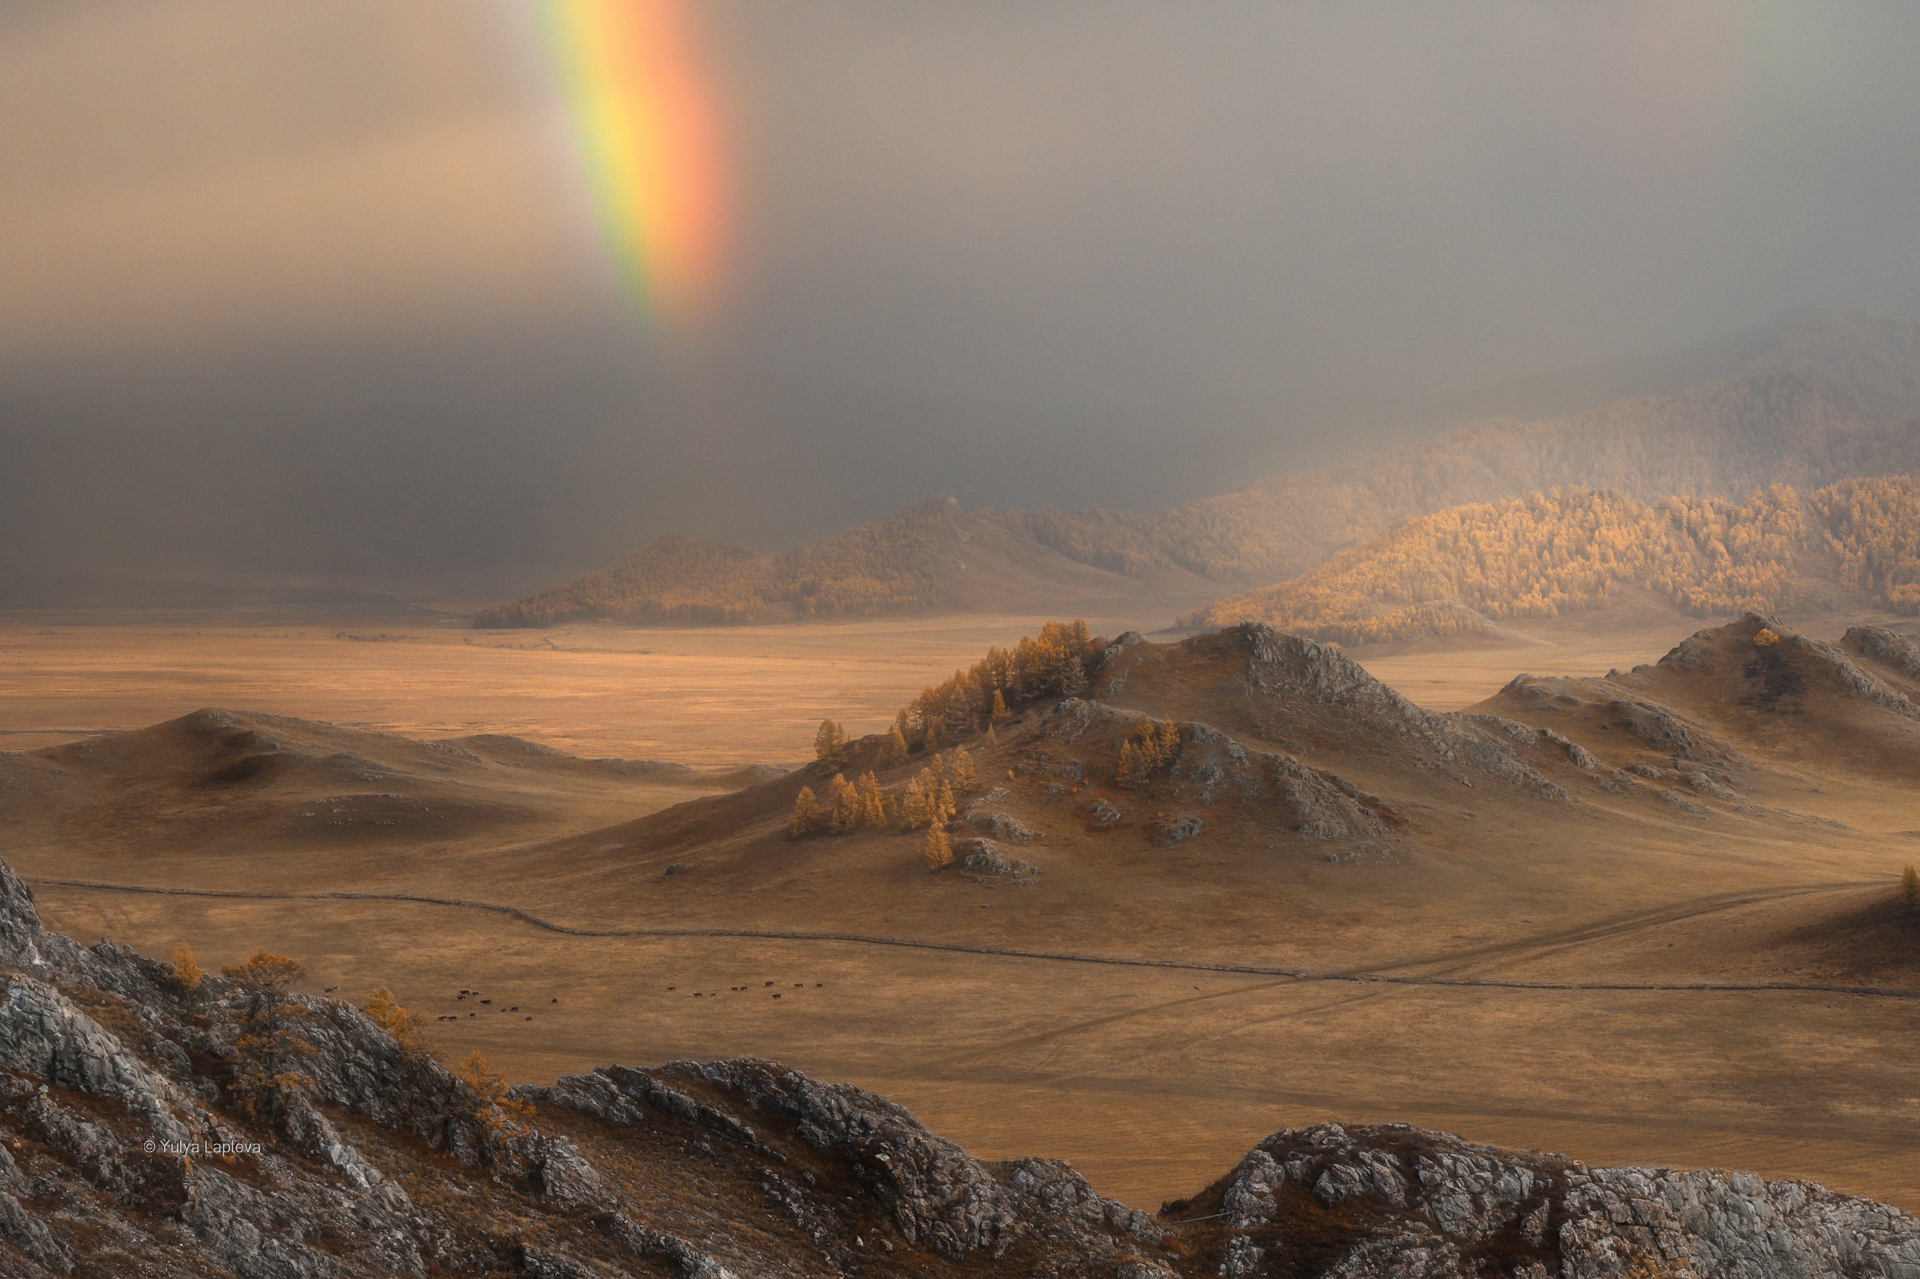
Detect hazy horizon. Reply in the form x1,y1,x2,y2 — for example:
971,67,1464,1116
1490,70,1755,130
9,2,1920,583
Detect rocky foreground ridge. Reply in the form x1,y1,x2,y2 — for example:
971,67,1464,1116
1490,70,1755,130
0,859,1915,1278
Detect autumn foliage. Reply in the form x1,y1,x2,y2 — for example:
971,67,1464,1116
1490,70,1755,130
1187,478,1920,643
903,620,1099,743
221,950,317,1117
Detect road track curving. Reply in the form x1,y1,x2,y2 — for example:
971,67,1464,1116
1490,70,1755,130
29,875,1918,1001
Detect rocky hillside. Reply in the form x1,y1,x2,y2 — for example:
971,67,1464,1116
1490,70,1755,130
1184,476,1920,644
2,858,1917,1278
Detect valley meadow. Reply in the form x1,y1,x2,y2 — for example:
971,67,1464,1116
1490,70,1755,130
4,607,1917,1216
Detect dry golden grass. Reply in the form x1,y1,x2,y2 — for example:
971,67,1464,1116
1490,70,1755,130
8,608,1920,1216
0,612,1150,762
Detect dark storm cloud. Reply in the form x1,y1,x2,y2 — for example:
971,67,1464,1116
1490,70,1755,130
7,2,1920,580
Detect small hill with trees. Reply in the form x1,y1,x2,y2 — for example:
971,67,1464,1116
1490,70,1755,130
1183,476,1920,645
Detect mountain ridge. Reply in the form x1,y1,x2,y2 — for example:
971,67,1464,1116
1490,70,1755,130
479,313,1920,630
1185,476,1920,643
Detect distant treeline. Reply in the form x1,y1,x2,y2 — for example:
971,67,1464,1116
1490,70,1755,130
1187,476,1920,643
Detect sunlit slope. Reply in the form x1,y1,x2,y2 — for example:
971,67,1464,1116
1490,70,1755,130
1184,477,1920,643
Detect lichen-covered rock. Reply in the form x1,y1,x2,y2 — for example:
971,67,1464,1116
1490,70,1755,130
954,838,1040,881
1184,1124,1920,1279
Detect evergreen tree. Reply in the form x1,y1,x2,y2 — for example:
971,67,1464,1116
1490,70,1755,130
899,778,931,829
950,746,977,790
1116,741,1146,788
857,772,887,827
814,719,847,760
169,943,204,996
789,786,821,837
923,825,953,871
880,724,909,766
220,951,317,1117
827,773,859,833
990,688,1009,720
1151,720,1182,769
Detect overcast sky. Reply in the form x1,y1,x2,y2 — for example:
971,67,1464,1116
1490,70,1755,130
7,1,1920,583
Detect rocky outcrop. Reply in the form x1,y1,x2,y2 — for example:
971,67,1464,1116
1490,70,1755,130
1844,624,1920,682
1662,614,1920,720
1041,699,1392,841
954,838,1040,882
1191,1123,1920,1279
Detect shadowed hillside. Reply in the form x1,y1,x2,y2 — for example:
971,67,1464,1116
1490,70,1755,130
476,498,1218,629
1184,476,1920,644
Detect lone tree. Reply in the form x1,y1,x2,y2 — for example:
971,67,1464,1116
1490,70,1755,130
170,943,204,999
455,1051,529,1138
363,986,432,1055
221,950,317,1117
813,719,847,760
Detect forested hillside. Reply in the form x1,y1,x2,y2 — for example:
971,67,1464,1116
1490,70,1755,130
1030,314,1920,584
479,315,1920,629
1185,476,1920,644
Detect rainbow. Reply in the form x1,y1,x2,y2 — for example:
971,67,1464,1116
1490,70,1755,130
536,0,727,329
